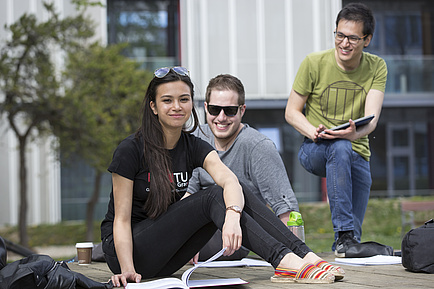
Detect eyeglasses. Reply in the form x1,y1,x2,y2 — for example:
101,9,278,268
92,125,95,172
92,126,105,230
207,104,240,116
334,31,367,45
154,66,189,78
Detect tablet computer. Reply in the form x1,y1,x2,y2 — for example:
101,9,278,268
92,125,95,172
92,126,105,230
327,114,375,131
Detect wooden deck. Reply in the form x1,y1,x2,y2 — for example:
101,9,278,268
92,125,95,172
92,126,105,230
68,252,434,288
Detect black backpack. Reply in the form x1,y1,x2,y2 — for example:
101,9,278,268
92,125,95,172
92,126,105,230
0,254,113,289
401,219,434,273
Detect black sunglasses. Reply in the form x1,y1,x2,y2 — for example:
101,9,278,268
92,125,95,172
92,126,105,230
154,66,189,78
207,104,240,116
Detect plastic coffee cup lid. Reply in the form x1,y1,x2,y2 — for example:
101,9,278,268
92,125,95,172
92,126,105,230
76,242,94,248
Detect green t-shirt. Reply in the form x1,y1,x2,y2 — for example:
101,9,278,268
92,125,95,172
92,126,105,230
293,48,387,161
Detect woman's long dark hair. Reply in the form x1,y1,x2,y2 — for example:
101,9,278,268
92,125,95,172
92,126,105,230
136,69,200,219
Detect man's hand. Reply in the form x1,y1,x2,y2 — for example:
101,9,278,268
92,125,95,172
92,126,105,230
313,124,327,142
279,211,290,224
318,120,358,141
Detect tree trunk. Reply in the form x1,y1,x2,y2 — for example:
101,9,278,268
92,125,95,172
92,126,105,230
86,169,102,242
18,136,29,247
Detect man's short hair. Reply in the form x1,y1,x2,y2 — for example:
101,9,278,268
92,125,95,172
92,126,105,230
336,3,375,37
205,74,245,105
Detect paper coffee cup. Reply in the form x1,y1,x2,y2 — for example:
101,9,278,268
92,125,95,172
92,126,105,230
76,242,93,265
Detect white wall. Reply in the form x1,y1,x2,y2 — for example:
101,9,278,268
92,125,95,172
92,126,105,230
179,0,342,199
180,0,341,102
0,0,106,227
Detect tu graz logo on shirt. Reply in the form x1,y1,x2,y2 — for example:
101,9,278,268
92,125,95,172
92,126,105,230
145,172,190,193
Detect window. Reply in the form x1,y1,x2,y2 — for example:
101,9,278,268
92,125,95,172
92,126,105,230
107,0,180,70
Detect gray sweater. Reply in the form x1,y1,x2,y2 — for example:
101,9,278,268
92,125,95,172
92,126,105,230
187,124,299,216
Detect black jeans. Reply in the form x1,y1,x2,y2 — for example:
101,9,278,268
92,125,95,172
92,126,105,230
102,185,311,278
197,229,250,261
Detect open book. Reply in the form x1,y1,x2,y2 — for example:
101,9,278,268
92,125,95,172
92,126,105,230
334,255,401,266
125,248,248,288
196,257,271,268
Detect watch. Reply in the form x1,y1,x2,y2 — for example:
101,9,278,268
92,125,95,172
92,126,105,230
226,205,242,215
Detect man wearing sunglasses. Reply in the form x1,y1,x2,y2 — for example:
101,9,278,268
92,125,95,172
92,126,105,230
186,74,300,261
285,3,387,257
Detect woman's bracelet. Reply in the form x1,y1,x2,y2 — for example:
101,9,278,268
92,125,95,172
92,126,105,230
226,205,242,214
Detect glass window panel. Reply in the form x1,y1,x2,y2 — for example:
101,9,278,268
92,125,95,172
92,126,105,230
61,155,111,221
107,0,180,70
394,156,410,190
414,123,429,189
258,127,281,152
383,14,423,55
392,129,409,147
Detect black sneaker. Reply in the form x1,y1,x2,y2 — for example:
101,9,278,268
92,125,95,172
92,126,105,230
335,231,359,257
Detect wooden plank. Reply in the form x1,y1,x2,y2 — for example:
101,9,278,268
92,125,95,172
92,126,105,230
401,201,434,212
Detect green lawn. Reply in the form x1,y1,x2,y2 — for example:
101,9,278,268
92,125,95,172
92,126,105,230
1,196,433,254
301,196,434,252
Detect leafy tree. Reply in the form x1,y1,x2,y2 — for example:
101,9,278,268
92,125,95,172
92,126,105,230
0,2,94,247
57,43,152,241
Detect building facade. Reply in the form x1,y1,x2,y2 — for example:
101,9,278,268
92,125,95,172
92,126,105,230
0,0,107,225
1,0,433,226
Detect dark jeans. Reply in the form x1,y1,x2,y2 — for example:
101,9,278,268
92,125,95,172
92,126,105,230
102,185,311,278
299,138,371,249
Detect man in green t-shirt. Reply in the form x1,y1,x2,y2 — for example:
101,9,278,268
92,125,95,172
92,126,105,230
285,3,387,257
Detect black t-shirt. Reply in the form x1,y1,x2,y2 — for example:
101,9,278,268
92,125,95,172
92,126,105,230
101,132,214,239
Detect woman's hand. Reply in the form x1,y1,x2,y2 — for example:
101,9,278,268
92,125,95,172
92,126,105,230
221,210,242,256
202,151,244,256
111,173,138,287
188,252,200,265
110,271,142,287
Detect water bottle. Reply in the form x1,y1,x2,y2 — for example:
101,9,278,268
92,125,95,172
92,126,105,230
287,211,305,242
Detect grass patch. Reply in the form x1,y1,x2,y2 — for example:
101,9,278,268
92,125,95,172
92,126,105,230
1,196,433,254
301,196,434,252
0,221,102,248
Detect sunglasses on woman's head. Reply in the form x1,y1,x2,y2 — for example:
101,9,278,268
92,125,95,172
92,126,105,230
154,66,189,78
207,104,240,116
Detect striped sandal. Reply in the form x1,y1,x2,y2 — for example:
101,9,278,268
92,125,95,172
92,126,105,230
315,260,345,280
270,263,335,284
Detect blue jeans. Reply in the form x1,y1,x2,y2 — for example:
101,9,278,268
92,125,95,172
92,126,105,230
298,138,371,249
